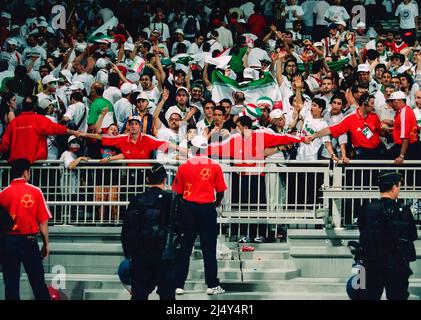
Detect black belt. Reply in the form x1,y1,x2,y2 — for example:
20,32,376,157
5,233,38,239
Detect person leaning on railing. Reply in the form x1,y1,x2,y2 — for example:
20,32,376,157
0,96,82,163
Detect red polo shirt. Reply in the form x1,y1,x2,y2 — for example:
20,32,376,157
329,108,381,149
0,178,51,235
102,133,168,166
393,105,418,144
207,130,304,167
0,111,68,163
172,155,227,204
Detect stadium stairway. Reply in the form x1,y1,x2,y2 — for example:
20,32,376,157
1,227,421,300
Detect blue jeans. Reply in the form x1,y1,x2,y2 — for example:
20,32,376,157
0,234,50,300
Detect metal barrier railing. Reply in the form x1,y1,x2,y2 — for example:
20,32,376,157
322,160,421,228
1,160,420,235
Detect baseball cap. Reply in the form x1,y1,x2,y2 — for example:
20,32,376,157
174,28,184,35
269,109,286,120
120,82,137,95
165,106,183,123
124,42,135,51
386,91,406,101
136,92,149,101
6,38,18,46
127,115,142,123
42,75,59,85
313,42,323,47
60,70,72,84
37,21,48,28
357,64,370,73
191,135,208,149
336,20,346,27
176,86,189,95
328,23,338,30
70,81,84,91
356,22,366,29
75,43,87,52
68,135,79,144
96,58,109,69
38,99,52,110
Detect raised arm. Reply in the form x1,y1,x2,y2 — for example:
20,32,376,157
153,88,169,130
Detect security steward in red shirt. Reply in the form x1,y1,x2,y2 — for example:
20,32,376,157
386,91,418,165
0,159,51,300
0,96,81,163
308,93,384,160
172,135,227,296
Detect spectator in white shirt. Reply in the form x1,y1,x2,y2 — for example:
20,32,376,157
171,29,192,56
60,92,88,133
215,22,234,49
114,82,137,132
313,0,330,40
395,0,419,46
187,33,205,55
283,0,304,31
324,0,350,25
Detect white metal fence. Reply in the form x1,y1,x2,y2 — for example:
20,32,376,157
1,160,420,238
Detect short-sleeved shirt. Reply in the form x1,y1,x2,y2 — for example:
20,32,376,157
102,133,168,166
329,108,381,149
0,178,51,234
172,155,227,204
393,105,418,145
87,96,114,126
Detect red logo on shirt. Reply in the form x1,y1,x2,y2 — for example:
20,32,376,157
184,183,193,198
200,168,212,181
21,194,35,208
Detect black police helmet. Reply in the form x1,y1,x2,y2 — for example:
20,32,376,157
377,171,403,186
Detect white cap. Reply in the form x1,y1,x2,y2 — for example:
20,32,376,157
124,42,135,51
96,58,109,69
356,22,366,29
127,115,142,123
1,12,11,19
357,64,370,73
243,67,259,81
237,18,246,24
70,81,84,91
165,106,183,123
191,135,208,149
313,42,323,47
68,135,79,144
11,24,19,30
60,69,73,83
6,38,18,46
176,86,189,95
42,74,59,85
38,99,52,109
336,20,346,27
136,92,149,100
120,82,137,95
387,91,406,101
269,109,286,120
37,21,48,28
174,28,184,35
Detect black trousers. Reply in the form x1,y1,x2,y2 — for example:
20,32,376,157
361,263,411,300
0,234,50,300
131,254,176,300
175,202,219,289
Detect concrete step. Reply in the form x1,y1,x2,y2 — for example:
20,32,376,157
187,268,300,281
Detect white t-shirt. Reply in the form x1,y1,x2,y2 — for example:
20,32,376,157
296,108,329,160
72,72,95,93
414,107,421,141
59,151,78,193
143,86,162,105
156,126,185,161
301,0,317,27
324,5,350,23
171,40,192,56
114,97,134,131
215,26,234,49
284,5,304,30
314,1,330,26
22,45,46,71
395,2,419,29
148,21,170,42
321,112,347,158
187,42,203,55
247,47,271,67
103,86,122,105
64,101,88,133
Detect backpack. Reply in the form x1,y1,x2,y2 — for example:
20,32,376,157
184,16,198,36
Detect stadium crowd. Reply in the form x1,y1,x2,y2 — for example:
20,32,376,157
0,0,420,174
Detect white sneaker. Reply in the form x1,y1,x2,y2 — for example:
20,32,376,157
175,288,185,295
206,286,225,295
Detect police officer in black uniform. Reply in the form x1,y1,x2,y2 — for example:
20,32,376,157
357,171,418,300
120,164,180,300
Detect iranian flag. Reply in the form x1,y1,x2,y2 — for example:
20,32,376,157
211,70,282,105
87,16,119,43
